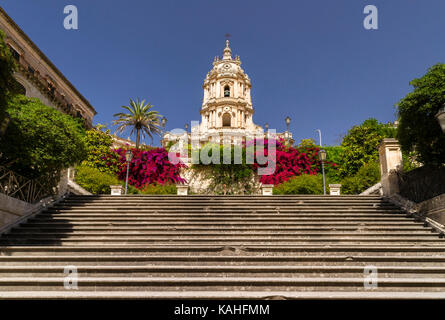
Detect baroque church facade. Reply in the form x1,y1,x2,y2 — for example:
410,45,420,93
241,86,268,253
164,40,291,146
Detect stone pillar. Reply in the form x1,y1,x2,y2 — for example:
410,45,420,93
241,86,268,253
110,185,123,195
261,184,274,196
379,138,403,196
177,184,189,196
329,184,342,195
57,169,69,197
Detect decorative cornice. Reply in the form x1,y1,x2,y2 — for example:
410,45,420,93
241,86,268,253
0,6,96,116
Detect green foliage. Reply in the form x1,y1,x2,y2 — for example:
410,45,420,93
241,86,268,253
140,183,177,194
396,63,445,166
341,161,381,195
113,98,162,148
274,174,324,195
297,139,344,183
82,124,120,175
322,145,344,183
339,118,396,178
192,144,256,195
0,30,18,133
0,95,86,178
75,165,119,194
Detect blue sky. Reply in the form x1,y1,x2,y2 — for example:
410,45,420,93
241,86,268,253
2,0,445,146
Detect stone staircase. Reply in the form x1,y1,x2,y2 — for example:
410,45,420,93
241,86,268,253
0,194,445,299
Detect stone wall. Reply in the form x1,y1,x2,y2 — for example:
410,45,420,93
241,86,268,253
181,166,262,195
0,193,56,232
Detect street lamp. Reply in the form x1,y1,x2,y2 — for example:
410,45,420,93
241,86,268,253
319,149,327,195
161,117,167,147
125,150,133,195
316,129,326,195
184,123,189,132
264,123,269,138
285,116,291,144
285,116,291,132
436,106,445,133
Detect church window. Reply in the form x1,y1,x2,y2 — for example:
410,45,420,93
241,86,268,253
8,45,20,61
224,85,230,97
222,113,231,127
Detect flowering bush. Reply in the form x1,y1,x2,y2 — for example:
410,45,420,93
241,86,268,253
113,147,186,188
249,138,337,185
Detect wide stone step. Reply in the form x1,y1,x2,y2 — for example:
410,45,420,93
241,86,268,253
0,291,443,299
8,230,436,236
12,225,429,232
28,217,414,222
1,277,445,292
40,212,406,218
3,231,440,238
2,245,445,256
20,221,425,227
1,265,445,278
0,237,443,246
2,254,445,266
49,205,401,210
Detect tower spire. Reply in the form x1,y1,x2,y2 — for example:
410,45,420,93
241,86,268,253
223,39,232,60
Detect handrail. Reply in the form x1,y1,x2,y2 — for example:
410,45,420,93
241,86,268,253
0,166,57,203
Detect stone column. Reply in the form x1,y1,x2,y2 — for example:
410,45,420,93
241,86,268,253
379,138,403,196
57,169,69,197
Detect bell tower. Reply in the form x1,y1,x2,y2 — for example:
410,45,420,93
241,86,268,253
198,40,261,143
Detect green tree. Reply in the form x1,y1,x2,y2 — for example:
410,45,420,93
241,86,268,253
341,161,381,195
113,98,162,149
82,124,120,175
323,145,345,182
396,63,445,166
274,174,324,195
339,118,396,178
0,30,18,136
0,95,86,178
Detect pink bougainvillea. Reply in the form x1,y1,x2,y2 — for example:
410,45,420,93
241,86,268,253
249,138,336,185
112,147,186,189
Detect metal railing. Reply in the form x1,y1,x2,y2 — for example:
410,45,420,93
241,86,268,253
0,166,57,203
397,165,445,203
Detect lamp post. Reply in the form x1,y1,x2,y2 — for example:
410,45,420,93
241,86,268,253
264,123,269,138
316,129,326,195
285,116,291,144
161,117,167,147
319,149,327,195
125,150,133,195
436,106,445,133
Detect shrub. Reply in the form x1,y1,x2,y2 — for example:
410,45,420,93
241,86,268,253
140,183,177,195
341,161,381,195
396,63,445,166
75,165,119,195
273,174,324,195
0,95,86,178
250,138,337,185
339,118,396,178
113,147,186,188
82,124,120,175
192,144,256,194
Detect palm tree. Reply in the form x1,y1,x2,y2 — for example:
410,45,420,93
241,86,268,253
113,98,162,149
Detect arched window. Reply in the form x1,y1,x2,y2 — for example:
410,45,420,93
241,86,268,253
222,113,231,127
224,85,230,97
